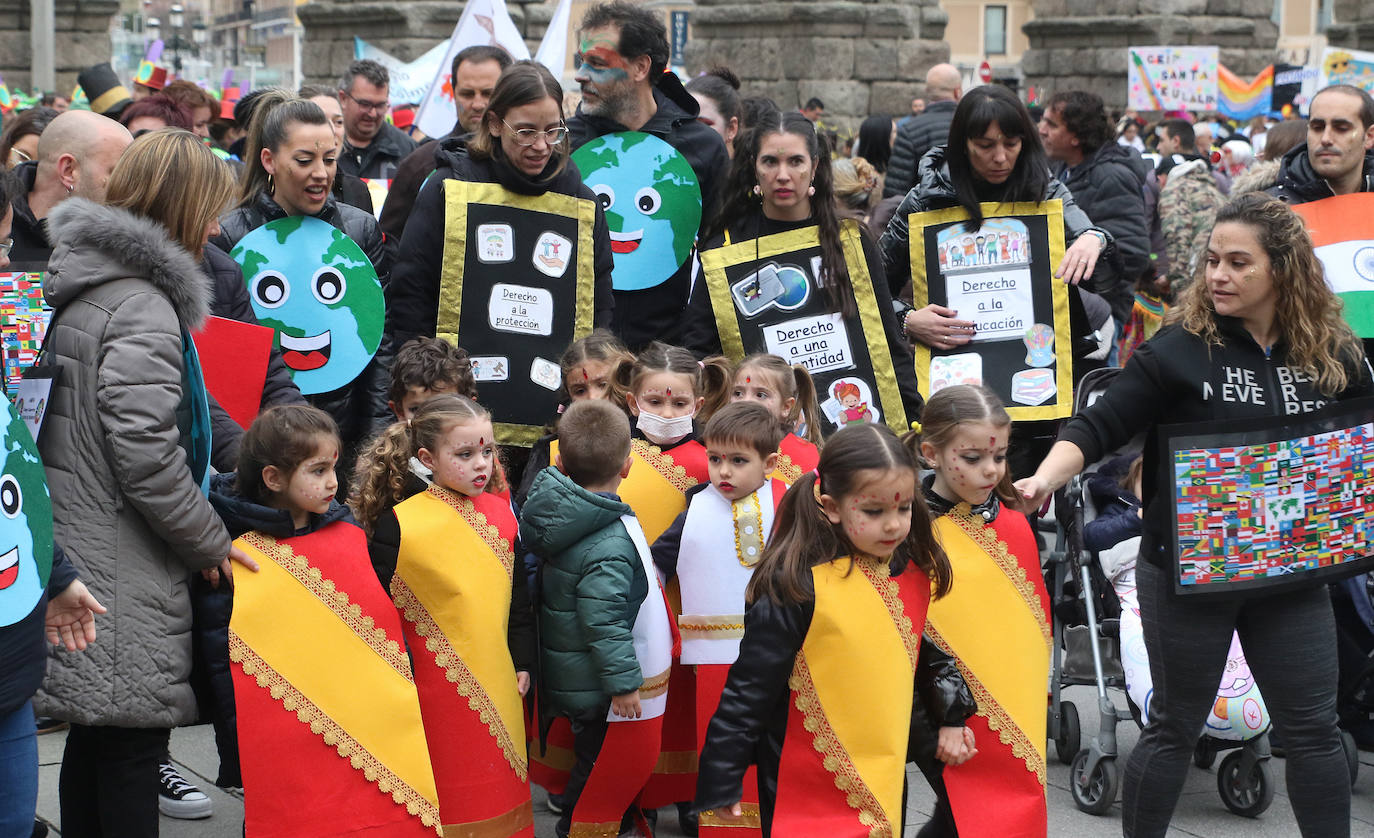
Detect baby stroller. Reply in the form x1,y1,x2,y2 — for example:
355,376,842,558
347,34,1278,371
1044,367,1316,818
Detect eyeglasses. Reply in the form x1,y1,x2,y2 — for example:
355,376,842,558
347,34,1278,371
502,120,568,147
340,90,389,114
0,239,13,258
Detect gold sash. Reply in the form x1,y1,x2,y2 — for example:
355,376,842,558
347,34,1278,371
791,558,918,835
394,486,528,780
548,438,697,544
228,532,441,829
928,513,1050,781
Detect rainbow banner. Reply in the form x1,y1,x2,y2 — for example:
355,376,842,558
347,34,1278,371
1218,64,1273,121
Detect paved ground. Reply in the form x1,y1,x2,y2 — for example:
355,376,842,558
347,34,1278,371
31,684,1374,837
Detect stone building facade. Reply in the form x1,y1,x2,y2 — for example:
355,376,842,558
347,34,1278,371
0,0,120,95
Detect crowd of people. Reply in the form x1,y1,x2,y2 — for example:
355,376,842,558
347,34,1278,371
1,1,1373,837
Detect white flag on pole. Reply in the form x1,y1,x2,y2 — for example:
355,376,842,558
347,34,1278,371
414,0,530,139
534,0,574,80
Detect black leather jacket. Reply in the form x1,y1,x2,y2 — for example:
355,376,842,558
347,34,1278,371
694,557,976,832
211,191,395,465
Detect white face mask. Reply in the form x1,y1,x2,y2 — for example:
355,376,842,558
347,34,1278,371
636,409,694,445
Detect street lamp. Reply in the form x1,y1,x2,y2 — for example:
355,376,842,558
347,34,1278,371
145,15,160,41
169,3,184,29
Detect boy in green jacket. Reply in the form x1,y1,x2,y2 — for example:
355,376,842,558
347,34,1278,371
520,399,675,838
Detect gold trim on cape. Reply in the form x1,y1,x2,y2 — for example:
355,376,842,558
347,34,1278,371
392,576,529,782
699,803,763,829
774,452,803,483
789,653,893,838
855,558,919,669
241,531,411,680
631,438,697,493
425,484,515,580
945,507,1052,645
228,633,442,831
440,798,535,838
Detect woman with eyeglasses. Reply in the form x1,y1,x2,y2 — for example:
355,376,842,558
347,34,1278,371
387,60,614,454
212,89,393,475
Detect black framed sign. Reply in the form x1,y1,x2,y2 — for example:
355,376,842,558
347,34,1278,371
908,201,1072,421
1162,397,1374,598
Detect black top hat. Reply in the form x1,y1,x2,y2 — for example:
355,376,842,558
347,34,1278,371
77,63,133,119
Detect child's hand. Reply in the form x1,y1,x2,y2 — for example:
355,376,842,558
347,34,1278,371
610,690,642,719
936,725,978,766
516,671,530,697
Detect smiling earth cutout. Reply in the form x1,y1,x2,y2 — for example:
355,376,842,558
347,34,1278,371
572,132,702,292
230,216,385,395
0,395,53,628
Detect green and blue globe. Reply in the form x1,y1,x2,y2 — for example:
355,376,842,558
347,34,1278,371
0,398,52,627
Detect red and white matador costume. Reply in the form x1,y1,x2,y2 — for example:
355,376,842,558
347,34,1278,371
229,522,441,837
768,433,819,484
569,510,679,837
675,478,787,835
927,503,1051,837
392,485,534,837
604,434,709,806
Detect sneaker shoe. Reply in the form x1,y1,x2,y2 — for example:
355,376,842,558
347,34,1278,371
34,716,67,735
545,791,566,814
158,761,213,819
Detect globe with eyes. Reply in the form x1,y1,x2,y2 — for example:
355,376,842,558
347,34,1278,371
231,216,385,395
573,132,702,292
0,395,52,628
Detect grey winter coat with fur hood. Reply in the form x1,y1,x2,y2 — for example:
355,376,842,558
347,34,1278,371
35,198,232,728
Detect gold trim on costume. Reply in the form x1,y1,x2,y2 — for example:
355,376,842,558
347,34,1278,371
840,219,908,434
569,821,621,838
653,749,699,774
946,507,1053,645
774,452,802,483
425,485,515,580
927,626,1047,787
392,577,529,782
789,653,893,838
733,492,765,567
699,803,763,828
639,667,672,700
678,614,746,639
228,633,442,832
632,438,697,493
441,798,535,838
241,532,411,680
855,558,919,670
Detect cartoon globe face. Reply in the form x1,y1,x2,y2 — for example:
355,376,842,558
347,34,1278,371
0,398,52,628
230,216,385,395
572,132,702,292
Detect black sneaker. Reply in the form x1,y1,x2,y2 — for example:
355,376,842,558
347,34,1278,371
158,761,213,819
34,717,66,735
545,791,566,814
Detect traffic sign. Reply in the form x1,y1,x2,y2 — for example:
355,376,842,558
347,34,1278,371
978,61,993,83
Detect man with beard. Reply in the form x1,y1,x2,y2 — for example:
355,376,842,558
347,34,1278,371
336,59,417,180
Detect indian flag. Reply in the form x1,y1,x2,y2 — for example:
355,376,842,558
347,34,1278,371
1293,193,1374,337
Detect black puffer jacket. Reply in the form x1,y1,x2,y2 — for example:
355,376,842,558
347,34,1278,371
201,243,305,471
693,556,976,831
338,121,419,181
1059,318,1374,569
885,99,957,199
212,192,394,463
568,71,730,350
377,127,462,242
1052,141,1151,322
386,140,615,348
7,161,51,267
1267,143,1374,204
191,473,361,787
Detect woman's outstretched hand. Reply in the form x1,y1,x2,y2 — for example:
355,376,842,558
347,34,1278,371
1054,233,1103,285
1013,475,1054,514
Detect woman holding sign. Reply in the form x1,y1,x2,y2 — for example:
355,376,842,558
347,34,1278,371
386,60,614,452
213,90,393,474
684,109,920,436
1018,194,1372,837
878,84,1114,476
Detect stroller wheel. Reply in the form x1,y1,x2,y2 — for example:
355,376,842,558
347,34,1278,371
1055,701,1081,765
1193,739,1216,769
1070,749,1119,815
1341,729,1359,785
1216,750,1275,818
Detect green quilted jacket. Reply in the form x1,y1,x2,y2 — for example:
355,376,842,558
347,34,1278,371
520,467,647,716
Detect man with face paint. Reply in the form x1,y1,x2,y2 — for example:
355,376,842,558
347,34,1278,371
567,0,729,351
379,45,514,242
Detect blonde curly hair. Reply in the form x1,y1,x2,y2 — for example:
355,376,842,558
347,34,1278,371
1170,192,1362,396
349,393,506,532
831,156,880,213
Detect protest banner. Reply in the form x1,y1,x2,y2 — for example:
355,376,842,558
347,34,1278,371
1127,46,1219,112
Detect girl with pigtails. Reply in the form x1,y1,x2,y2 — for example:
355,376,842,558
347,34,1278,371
353,394,537,837
694,423,977,837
